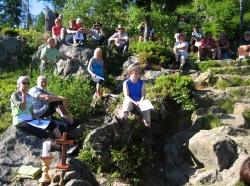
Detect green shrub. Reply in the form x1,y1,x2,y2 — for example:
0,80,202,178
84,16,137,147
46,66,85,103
198,60,220,72
203,114,221,129
218,99,235,114
0,28,19,36
78,149,100,173
130,41,174,67
147,74,196,111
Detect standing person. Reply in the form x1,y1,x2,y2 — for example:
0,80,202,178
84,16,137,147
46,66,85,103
120,65,151,127
10,76,62,139
108,24,129,54
40,37,72,72
174,34,189,69
87,48,104,97
90,22,105,46
29,76,73,126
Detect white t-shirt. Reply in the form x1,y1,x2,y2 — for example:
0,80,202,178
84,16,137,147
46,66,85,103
175,41,188,58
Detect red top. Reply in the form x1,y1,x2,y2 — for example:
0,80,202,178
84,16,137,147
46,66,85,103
52,25,62,37
76,23,82,30
200,38,217,48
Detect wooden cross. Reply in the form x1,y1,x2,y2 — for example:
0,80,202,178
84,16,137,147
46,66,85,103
55,132,74,170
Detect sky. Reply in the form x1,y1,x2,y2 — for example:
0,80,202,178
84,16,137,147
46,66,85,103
30,0,52,16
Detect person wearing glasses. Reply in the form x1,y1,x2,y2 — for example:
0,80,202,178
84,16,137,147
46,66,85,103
10,76,62,139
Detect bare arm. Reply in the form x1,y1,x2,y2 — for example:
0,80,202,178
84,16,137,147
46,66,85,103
140,82,146,101
87,59,95,76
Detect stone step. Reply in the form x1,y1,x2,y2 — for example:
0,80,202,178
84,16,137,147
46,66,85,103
220,113,247,128
215,74,250,80
210,65,250,75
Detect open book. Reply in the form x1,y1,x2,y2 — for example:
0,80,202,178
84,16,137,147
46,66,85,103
138,99,154,111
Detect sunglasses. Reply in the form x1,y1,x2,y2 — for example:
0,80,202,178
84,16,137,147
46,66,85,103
22,82,30,85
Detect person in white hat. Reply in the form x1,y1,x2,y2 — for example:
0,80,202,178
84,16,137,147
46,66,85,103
108,24,129,54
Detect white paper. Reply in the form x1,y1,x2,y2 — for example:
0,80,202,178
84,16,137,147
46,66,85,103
27,119,50,129
138,99,154,111
95,75,104,81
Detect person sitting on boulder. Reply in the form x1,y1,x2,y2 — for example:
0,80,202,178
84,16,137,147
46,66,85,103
29,76,74,127
40,37,72,72
216,32,231,59
87,47,104,98
120,65,151,127
89,22,105,46
52,18,64,43
73,18,90,46
189,26,203,53
65,19,78,44
10,76,62,139
108,24,129,54
238,31,250,59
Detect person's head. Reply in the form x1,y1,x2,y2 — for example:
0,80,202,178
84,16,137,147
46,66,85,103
244,31,250,41
69,20,76,28
177,28,183,34
178,33,185,42
116,24,124,33
54,18,62,26
205,31,213,39
94,47,102,58
47,37,56,48
37,75,48,88
193,26,199,32
240,157,250,185
76,18,84,27
17,76,30,90
128,65,142,80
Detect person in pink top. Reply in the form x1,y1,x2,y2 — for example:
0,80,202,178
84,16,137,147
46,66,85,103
198,31,218,61
52,18,64,43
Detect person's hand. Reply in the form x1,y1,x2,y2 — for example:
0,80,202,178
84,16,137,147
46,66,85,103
44,95,51,102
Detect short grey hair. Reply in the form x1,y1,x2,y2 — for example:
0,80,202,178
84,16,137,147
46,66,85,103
17,76,30,89
127,64,141,74
37,75,47,85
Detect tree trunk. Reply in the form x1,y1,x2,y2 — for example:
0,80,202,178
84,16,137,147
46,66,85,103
143,0,151,42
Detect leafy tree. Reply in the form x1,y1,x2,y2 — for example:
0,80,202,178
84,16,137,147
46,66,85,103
32,11,45,32
38,0,66,10
0,0,22,27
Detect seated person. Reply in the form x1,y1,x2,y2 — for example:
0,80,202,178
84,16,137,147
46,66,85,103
65,19,78,44
190,26,203,52
10,76,62,139
29,76,73,126
173,34,188,69
238,31,250,59
120,65,151,127
198,31,218,61
40,37,72,72
240,157,250,185
52,18,64,43
73,18,90,46
87,48,104,98
216,32,231,59
108,24,129,54
174,29,183,43
89,22,105,46
138,22,156,42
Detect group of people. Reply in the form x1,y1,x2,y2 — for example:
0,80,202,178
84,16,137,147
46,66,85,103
10,75,73,140
174,27,250,67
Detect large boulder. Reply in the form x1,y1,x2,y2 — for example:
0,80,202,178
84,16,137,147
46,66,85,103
188,127,238,171
0,36,24,69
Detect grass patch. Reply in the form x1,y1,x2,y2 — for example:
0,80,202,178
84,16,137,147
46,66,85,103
204,114,221,129
215,77,250,90
211,66,250,75
218,99,235,114
198,60,221,72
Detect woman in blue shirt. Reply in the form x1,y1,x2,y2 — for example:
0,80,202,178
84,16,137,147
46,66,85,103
121,65,151,127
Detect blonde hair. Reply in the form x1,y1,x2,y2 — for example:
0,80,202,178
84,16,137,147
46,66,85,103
94,47,102,58
37,75,47,85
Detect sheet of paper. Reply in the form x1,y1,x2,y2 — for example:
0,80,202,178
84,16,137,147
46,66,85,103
138,99,154,111
95,75,104,81
27,119,50,129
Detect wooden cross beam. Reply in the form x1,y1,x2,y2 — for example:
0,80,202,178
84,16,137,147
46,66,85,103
55,132,74,170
